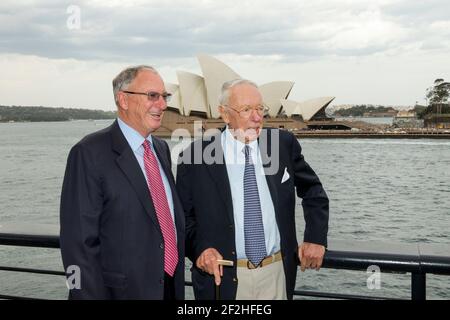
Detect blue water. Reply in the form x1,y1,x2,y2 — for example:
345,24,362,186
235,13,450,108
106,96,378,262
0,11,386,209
0,120,449,299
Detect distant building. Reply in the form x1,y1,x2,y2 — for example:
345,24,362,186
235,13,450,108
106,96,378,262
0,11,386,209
165,54,334,120
423,103,450,129
424,115,450,129
393,110,423,128
159,54,335,135
396,110,417,118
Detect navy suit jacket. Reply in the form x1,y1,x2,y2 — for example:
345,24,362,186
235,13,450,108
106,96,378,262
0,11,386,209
60,120,185,299
176,128,328,300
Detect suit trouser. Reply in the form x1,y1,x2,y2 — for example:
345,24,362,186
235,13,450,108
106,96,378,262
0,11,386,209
235,259,287,300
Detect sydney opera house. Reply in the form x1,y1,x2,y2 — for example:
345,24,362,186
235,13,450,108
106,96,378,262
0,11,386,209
158,54,339,136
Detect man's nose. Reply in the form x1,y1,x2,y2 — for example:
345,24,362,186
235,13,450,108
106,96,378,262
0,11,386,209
250,109,263,121
154,96,167,110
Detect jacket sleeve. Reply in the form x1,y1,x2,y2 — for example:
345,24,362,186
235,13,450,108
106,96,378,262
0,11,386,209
176,146,213,263
176,151,200,262
59,144,109,299
290,134,329,247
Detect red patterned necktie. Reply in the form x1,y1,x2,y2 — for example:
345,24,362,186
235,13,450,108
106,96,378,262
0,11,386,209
143,140,178,276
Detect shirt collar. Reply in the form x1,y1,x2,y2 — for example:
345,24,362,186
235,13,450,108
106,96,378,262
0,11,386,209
117,118,153,152
224,126,259,156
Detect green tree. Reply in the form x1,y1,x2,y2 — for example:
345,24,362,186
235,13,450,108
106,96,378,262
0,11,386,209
413,105,428,119
426,78,450,105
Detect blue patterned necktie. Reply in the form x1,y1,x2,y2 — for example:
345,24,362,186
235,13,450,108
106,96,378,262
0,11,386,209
243,145,267,267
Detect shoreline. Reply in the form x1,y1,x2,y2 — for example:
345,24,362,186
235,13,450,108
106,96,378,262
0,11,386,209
292,132,450,139
153,131,450,139
3,119,450,139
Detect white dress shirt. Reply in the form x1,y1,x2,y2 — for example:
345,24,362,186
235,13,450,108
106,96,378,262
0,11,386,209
221,127,281,259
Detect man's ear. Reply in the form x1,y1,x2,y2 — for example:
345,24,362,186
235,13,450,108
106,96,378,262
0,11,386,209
218,105,229,124
117,91,128,111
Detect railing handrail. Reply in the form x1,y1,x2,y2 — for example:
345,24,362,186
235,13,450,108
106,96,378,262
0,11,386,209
1,223,450,300
1,223,449,275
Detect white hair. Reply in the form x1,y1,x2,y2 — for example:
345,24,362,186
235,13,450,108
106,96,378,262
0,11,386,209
218,79,258,106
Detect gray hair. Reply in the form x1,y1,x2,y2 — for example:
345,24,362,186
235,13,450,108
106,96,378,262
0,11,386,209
112,65,158,107
218,79,259,106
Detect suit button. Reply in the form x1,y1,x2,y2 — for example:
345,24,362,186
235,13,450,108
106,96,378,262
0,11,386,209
229,224,233,229
160,278,164,284
231,251,235,255
160,243,164,249
233,278,237,282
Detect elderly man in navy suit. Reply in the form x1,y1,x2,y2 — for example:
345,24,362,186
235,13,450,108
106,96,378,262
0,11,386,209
176,79,329,300
60,65,185,299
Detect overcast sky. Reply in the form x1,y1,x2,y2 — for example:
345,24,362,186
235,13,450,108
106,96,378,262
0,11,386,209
1,0,449,110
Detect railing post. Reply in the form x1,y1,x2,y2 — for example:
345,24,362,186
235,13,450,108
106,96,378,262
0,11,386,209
411,272,426,300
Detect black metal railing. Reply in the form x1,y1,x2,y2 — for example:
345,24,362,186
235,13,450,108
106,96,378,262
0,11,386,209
1,223,449,300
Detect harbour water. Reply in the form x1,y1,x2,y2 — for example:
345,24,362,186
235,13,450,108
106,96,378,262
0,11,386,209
0,120,449,299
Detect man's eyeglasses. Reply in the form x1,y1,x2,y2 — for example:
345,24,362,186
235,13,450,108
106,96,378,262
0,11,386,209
225,104,269,118
122,90,172,102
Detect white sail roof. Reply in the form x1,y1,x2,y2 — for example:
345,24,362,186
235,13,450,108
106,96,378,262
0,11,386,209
197,54,241,118
260,81,294,117
162,54,334,120
279,99,299,117
164,82,183,115
176,71,209,117
281,96,335,120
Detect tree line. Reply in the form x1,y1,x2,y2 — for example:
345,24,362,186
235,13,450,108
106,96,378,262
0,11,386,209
333,105,397,117
0,105,116,122
333,78,450,119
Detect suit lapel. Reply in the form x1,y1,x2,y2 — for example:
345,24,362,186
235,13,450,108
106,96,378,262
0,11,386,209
204,133,235,225
152,138,173,185
110,121,161,233
259,128,280,214
152,138,185,234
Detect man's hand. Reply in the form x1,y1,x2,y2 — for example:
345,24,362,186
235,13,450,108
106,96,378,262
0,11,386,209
298,242,325,272
196,248,223,286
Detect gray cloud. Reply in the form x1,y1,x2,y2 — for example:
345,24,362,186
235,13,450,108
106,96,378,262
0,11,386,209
1,0,448,63
0,0,449,109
